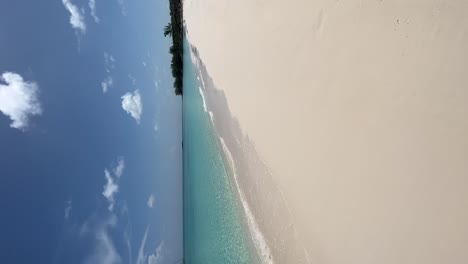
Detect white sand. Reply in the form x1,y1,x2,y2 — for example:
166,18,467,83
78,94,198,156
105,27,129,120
185,0,468,263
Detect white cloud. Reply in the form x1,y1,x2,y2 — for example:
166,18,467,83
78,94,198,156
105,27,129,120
64,200,72,219
113,158,125,178
135,226,149,264
102,54,115,91
102,169,118,211
104,53,115,71
101,77,113,93
117,0,128,16
89,231,121,264
120,201,129,216
147,241,165,264
85,216,121,264
147,194,155,208
102,158,125,211
121,90,142,123
142,62,147,67
0,72,42,130
154,80,162,94
88,0,99,23
124,227,132,264
62,0,86,34
128,74,136,86
153,80,158,89
153,123,159,133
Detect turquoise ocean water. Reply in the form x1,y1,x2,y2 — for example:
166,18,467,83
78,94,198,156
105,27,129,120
182,39,254,263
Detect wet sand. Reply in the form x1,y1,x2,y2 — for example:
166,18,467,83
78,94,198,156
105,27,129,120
185,0,468,263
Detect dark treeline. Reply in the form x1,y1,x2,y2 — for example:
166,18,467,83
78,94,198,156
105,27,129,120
164,0,184,95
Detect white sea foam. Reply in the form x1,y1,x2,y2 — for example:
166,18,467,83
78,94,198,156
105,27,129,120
189,46,208,114
208,111,215,125
197,84,214,126
198,86,208,113
186,32,311,264
219,137,274,264
187,39,273,263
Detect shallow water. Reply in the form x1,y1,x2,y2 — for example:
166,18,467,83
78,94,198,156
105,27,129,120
183,38,253,263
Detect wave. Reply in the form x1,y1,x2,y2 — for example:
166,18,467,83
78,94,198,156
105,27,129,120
219,137,274,264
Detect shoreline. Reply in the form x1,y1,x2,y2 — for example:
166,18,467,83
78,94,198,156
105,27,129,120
188,44,267,263
187,42,309,263
218,136,273,264
182,40,254,262
185,0,468,263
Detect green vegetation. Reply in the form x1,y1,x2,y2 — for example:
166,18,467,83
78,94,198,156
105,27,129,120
164,0,184,95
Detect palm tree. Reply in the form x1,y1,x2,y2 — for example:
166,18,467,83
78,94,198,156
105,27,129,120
164,23,172,37
169,45,177,55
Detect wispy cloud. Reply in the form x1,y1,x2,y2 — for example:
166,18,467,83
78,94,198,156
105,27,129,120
116,0,128,16
64,200,72,219
84,215,121,264
62,0,86,34
147,241,165,264
0,72,42,130
88,0,99,23
102,158,126,211
153,80,158,90
120,201,129,216
69,159,129,264
153,123,159,133
90,230,121,264
102,169,118,211
154,80,161,94
124,229,132,264
113,158,125,178
128,74,136,86
147,194,155,209
102,53,115,93
101,77,113,93
104,53,115,72
121,90,142,123
135,226,149,264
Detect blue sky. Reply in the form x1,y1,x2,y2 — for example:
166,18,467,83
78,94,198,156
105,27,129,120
0,0,182,263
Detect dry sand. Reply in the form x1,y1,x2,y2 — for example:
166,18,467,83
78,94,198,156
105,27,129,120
184,0,468,263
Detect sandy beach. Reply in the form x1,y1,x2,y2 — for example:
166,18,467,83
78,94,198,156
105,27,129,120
185,0,468,263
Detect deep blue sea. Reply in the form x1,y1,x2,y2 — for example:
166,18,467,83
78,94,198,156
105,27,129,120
182,39,254,263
